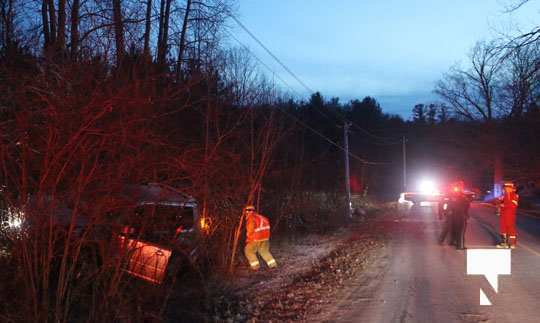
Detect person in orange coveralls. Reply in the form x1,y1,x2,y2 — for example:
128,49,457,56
496,181,519,249
243,205,277,271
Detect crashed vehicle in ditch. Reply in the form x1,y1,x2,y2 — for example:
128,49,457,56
0,183,203,285
111,183,202,284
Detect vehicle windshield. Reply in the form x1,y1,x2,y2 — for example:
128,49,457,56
128,204,194,244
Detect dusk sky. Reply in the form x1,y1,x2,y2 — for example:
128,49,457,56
230,0,540,118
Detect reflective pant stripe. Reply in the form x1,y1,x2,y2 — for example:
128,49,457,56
508,235,517,247
249,261,260,268
245,240,276,269
254,226,270,232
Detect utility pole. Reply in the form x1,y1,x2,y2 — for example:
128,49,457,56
344,122,352,220
402,136,407,192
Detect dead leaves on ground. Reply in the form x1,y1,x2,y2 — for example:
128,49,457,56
211,233,384,322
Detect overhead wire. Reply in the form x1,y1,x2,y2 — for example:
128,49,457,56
226,31,389,165
228,13,315,94
226,13,342,127
229,11,403,146
227,13,393,165
350,123,403,145
224,37,342,129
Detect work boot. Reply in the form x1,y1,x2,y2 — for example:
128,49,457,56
508,236,517,249
496,234,508,248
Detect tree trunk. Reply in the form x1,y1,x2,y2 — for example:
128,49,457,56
143,0,152,59
157,0,165,61
176,0,192,81
112,0,124,66
157,0,171,65
57,0,65,52
70,0,79,60
0,2,4,48
0,0,12,49
47,0,56,44
7,0,13,45
41,0,50,50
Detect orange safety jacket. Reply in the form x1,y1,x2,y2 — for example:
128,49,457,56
499,191,519,209
246,213,270,243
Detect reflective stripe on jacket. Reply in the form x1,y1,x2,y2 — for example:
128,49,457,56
246,213,270,243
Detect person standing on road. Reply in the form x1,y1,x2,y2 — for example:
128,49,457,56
440,181,470,249
449,186,470,249
496,182,519,249
244,205,278,271
438,191,452,245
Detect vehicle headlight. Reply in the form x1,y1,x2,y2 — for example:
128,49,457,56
418,178,439,196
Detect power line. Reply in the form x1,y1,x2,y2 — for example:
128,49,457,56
226,15,337,127
228,13,315,95
350,123,403,145
225,30,303,100
225,30,338,127
228,12,402,146
225,30,390,165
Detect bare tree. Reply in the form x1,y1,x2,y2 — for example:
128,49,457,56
112,0,125,65
70,0,79,60
502,0,540,51
176,0,192,80
503,0,531,12
220,47,263,105
143,0,152,58
157,0,172,65
47,0,56,46
0,0,15,49
498,41,540,117
177,0,233,75
435,41,503,121
57,0,65,52
41,0,50,50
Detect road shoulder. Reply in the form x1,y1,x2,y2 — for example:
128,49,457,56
209,214,388,321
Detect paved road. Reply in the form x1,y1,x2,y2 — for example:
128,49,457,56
318,203,540,323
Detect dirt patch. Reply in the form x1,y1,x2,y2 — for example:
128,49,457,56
207,217,387,322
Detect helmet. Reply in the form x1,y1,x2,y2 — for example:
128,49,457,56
244,205,256,212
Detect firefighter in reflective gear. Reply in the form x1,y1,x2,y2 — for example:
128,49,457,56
243,205,277,271
496,182,519,249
